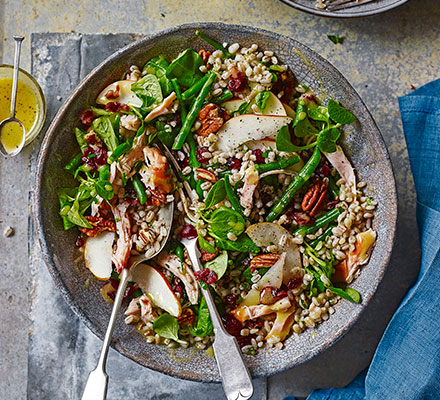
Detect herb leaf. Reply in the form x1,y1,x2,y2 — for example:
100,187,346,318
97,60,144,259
276,125,317,152
204,251,228,280
255,91,271,113
307,105,330,123
235,101,250,115
198,232,216,253
153,314,180,341
328,286,361,303
317,127,341,153
327,35,343,45
328,99,356,125
204,179,226,209
214,234,259,253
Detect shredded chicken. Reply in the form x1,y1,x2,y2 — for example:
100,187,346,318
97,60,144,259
324,145,356,193
124,294,157,324
111,201,132,273
140,146,174,193
265,306,296,341
120,114,141,132
232,297,291,323
118,134,146,179
144,92,177,122
155,251,199,304
240,165,259,209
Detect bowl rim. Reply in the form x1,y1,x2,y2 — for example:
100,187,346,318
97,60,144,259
33,22,398,382
279,0,409,18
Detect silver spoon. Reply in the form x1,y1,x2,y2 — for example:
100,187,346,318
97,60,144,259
81,200,174,400
0,36,26,157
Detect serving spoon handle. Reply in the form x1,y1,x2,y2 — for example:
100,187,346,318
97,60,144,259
182,238,254,400
81,267,130,400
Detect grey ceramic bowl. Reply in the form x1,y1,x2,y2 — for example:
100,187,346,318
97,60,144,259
34,23,397,382
280,0,409,18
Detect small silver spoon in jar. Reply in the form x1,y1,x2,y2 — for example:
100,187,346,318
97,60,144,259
0,36,26,157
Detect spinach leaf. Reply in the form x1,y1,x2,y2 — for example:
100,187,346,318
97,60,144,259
58,188,77,230
317,127,341,153
91,106,114,116
91,116,119,152
75,127,88,152
153,314,180,341
327,35,343,45
198,231,217,253
204,251,228,280
328,286,361,303
255,91,271,113
189,297,213,337
131,74,163,112
215,234,259,253
276,125,317,153
166,49,203,88
327,99,356,125
155,121,177,147
143,56,173,96
207,207,246,240
204,179,226,209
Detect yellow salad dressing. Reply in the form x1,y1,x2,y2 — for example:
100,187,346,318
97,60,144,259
0,78,38,153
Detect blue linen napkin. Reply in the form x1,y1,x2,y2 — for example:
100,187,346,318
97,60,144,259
286,78,440,400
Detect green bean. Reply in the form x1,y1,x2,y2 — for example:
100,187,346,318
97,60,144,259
266,147,321,222
195,30,232,58
182,75,209,101
171,78,187,124
114,114,122,142
132,174,147,205
64,153,82,173
172,70,216,150
327,175,340,198
210,89,233,105
196,179,204,199
254,156,300,174
309,225,335,248
188,134,201,169
295,207,343,236
225,174,244,217
108,141,131,163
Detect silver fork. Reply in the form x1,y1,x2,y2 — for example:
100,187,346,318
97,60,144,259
326,0,377,11
160,143,253,400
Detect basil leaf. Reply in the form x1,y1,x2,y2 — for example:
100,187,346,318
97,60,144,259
143,56,173,96
276,125,317,153
328,99,356,125
198,232,216,253
328,286,361,303
317,127,341,153
307,105,330,123
166,49,203,88
189,297,213,337
204,251,228,280
131,74,163,111
153,314,180,341
204,179,226,209
215,234,259,253
255,91,271,113
91,116,119,152
327,35,343,44
208,207,246,240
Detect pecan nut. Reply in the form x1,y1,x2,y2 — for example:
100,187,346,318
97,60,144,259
250,253,281,270
147,189,166,206
198,49,211,65
177,308,195,326
105,84,120,100
79,216,116,237
195,167,218,183
302,181,327,216
201,249,218,262
196,104,228,137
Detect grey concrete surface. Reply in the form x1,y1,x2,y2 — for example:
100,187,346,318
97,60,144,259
0,0,439,399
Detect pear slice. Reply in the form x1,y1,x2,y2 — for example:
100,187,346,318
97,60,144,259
216,114,292,153
131,263,182,317
84,231,115,280
96,80,143,108
246,222,302,285
283,103,296,119
222,92,287,116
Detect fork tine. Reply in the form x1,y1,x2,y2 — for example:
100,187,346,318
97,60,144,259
327,0,377,11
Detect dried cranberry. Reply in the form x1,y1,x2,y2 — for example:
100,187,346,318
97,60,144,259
287,277,303,290
222,313,242,336
180,224,197,239
228,70,248,93
252,149,265,164
109,279,119,290
105,101,129,113
205,269,218,284
75,235,86,248
274,289,288,300
81,145,108,172
194,268,218,284
196,147,211,164
172,282,184,298
325,199,339,210
287,211,314,226
124,284,137,300
224,294,239,307
80,109,96,129
318,164,330,177
227,157,242,170
236,335,252,347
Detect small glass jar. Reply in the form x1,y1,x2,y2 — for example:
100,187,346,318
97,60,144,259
0,64,46,147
